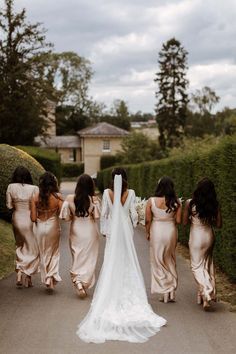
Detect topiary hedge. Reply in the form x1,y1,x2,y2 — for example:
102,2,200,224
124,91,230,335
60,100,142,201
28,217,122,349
17,146,61,182
97,136,236,281
100,155,120,170
62,162,84,178
0,145,45,219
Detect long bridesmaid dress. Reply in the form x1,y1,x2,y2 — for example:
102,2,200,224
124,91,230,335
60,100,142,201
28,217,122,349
59,195,100,290
189,204,216,302
149,197,178,300
35,195,62,287
6,183,40,280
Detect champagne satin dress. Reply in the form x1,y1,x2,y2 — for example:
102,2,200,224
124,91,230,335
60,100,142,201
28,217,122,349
189,205,216,302
6,183,39,276
59,196,100,289
149,198,178,295
35,198,62,285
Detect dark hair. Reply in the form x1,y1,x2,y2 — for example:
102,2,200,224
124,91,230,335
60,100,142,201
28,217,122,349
190,177,219,225
11,166,33,185
111,167,128,195
74,174,95,217
155,176,179,213
38,171,59,208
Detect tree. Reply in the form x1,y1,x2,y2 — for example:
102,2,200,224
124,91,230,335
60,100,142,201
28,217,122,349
0,0,52,145
116,131,164,164
155,38,189,149
101,100,131,130
191,86,220,114
185,87,220,137
43,51,103,135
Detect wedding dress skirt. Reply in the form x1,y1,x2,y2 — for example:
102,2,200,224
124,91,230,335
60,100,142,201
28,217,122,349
77,176,166,343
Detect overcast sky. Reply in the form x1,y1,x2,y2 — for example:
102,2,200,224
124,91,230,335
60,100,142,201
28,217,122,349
11,0,236,113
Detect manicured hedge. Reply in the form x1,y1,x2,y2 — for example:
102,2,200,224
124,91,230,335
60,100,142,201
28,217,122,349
0,145,44,219
100,155,120,170
62,163,84,178
97,136,236,281
17,146,61,182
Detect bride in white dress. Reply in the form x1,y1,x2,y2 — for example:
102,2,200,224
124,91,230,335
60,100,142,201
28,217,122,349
77,168,166,343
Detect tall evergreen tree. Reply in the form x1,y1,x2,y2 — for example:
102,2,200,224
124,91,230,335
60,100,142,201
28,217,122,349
155,38,189,149
0,0,52,145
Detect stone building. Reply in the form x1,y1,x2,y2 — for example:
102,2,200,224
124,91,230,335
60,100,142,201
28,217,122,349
78,122,129,176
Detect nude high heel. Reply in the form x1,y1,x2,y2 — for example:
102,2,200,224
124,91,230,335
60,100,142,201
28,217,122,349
16,271,23,288
46,277,54,293
75,282,87,299
170,290,176,302
197,292,203,305
24,276,33,288
163,293,169,303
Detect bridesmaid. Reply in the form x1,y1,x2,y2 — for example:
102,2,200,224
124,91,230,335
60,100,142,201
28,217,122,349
183,177,222,310
145,176,182,303
6,166,40,287
59,174,100,298
31,172,63,291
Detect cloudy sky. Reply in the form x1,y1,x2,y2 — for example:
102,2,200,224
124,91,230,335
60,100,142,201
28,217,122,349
11,0,236,113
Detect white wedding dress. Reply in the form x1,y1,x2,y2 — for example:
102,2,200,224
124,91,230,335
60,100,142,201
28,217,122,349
77,175,166,343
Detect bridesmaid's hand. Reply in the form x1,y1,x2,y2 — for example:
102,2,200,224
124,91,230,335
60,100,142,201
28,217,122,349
146,233,150,241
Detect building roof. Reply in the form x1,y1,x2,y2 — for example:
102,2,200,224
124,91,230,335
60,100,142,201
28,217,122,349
78,122,129,137
35,135,81,148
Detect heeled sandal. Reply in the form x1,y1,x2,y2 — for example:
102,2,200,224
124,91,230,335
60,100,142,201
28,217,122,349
170,290,176,302
16,271,23,288
75,282,87,299
197,292,203,305
46,278,54,293
24,276,33,288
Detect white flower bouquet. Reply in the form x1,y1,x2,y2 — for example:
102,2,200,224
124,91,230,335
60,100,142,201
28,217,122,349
135,197,147,226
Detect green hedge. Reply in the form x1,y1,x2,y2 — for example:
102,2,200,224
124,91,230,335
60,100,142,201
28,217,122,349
0,145,45,219
17,146,61,182
97,136,236,281
62,163,84,178
100,155,120,170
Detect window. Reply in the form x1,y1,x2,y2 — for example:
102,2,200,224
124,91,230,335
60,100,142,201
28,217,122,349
102,140,110,152
69,148,77,162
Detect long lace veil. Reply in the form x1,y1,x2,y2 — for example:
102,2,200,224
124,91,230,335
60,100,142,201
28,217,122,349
77,174,166,343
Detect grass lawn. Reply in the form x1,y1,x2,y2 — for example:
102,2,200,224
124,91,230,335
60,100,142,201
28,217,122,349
0,219,15,279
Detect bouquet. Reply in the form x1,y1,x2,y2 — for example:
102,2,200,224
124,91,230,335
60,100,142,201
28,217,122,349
135,197,147,226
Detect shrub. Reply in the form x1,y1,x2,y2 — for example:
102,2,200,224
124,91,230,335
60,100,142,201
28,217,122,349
17,146,61,182
62,163,84,178
0,144,44,219
100,155,120,170
97,136,236,281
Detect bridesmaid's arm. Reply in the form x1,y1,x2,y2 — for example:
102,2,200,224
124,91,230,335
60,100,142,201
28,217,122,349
30,195,38,222
175,202,182,224
183,200,190,226
6,185,14,210
216,208,222,228
145,199,152,241
57,193,64,212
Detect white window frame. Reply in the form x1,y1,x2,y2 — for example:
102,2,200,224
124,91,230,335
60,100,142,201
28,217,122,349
102,139,111,152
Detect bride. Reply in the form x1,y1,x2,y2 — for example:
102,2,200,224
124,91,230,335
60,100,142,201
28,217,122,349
77,168,166,343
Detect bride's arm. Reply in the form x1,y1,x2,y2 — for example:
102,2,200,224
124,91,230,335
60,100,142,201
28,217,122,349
130,190,138,228
100,190,110,236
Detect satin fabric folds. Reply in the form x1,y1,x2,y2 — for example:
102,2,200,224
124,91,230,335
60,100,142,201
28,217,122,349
149,198,178,295
189,210,216,302
59,197,100,289
77,178,166,344
35,216,61,284
6,183,39,276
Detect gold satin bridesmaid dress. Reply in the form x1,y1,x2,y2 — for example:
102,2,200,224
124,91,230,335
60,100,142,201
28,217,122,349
149,197,178,302
6,183,40,283
60,196,100,294
189,210,216,303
